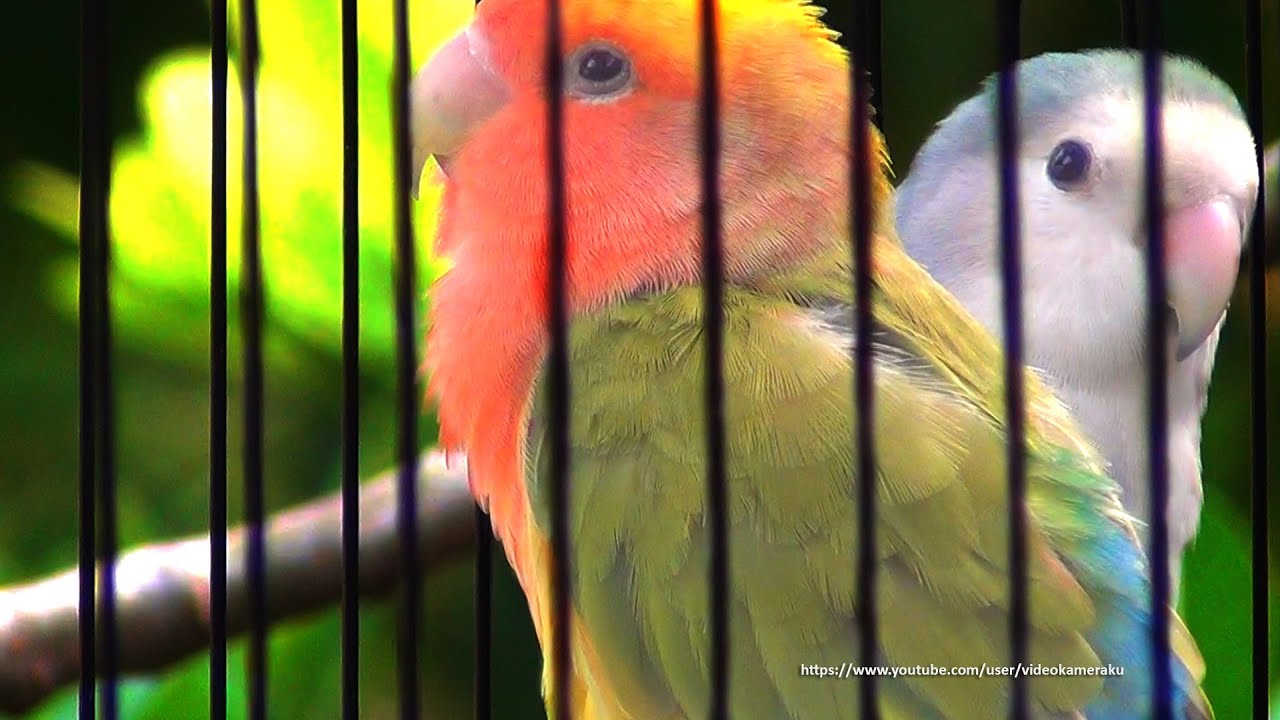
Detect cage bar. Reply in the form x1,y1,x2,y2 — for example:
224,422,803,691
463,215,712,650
474,506,493,719
78,0,110,715
693,0,731,717
209,0,229,715
237,0,268,715
390,0,423,717
340,0,362,715
993,1,1029,718
1138,1,1174,716
849,2,879,718
1243,0,1269,714
543,0,574,715
95,153,120,720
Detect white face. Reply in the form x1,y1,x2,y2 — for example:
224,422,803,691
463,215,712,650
899,91,1258,387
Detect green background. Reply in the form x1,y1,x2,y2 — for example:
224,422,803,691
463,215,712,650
0,0,1276,717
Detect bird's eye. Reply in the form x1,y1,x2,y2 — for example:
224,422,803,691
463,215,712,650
1046,139,1093,190
566,43,633,99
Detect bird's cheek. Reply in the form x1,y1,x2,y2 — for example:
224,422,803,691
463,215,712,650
1161,199,1242,359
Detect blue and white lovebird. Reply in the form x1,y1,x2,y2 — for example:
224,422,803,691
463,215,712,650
896,50,1258,598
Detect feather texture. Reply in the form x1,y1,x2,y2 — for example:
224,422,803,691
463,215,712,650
416,2,1215,716
518,248,1210,718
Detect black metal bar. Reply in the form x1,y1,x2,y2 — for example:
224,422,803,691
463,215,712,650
390,0,422,717
849,2,878,718
695,0,729,717
1138,1,1172,717
78,0,108,713
95,243,120,719
340,0,361,715
474,507,493,719
543,0,572,715
76,239,98,720
82,0,121,713
209,0,229,716
237,0,268,715
1243,0,1269,715
93,96,120,720
993,2,1028,719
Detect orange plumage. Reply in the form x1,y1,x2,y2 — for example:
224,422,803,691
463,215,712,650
424,0,854,613
419,1,858,715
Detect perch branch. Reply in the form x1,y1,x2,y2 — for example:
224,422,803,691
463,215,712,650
0,451,475,716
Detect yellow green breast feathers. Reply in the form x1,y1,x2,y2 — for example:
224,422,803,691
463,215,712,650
518,281,1194,719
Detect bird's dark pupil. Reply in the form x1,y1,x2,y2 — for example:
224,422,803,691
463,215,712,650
580,49,625,83
1049,141,1090,185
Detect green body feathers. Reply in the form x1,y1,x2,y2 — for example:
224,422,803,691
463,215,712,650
523,266,1196,718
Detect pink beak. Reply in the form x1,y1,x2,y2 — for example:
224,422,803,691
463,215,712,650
1159,199,1243,359
410,27,511,196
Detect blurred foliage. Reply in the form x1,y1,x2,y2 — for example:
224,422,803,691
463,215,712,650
0,0,1277,718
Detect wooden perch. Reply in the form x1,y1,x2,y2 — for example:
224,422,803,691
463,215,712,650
0,452,476,716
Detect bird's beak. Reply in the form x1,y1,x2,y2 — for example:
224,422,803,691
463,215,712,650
1157,199,1243,360
410,26,510,198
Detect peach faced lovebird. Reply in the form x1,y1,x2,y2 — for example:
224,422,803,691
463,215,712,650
410,0,1213,717
896,51,1257,602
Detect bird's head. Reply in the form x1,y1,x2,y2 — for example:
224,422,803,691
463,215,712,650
408,0,880,311
897,50,1257,380
410,0,849,187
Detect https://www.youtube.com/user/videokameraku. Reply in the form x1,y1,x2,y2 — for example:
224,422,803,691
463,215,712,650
798,663,1126,680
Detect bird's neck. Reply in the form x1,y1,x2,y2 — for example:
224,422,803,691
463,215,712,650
1047,332,1216,563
